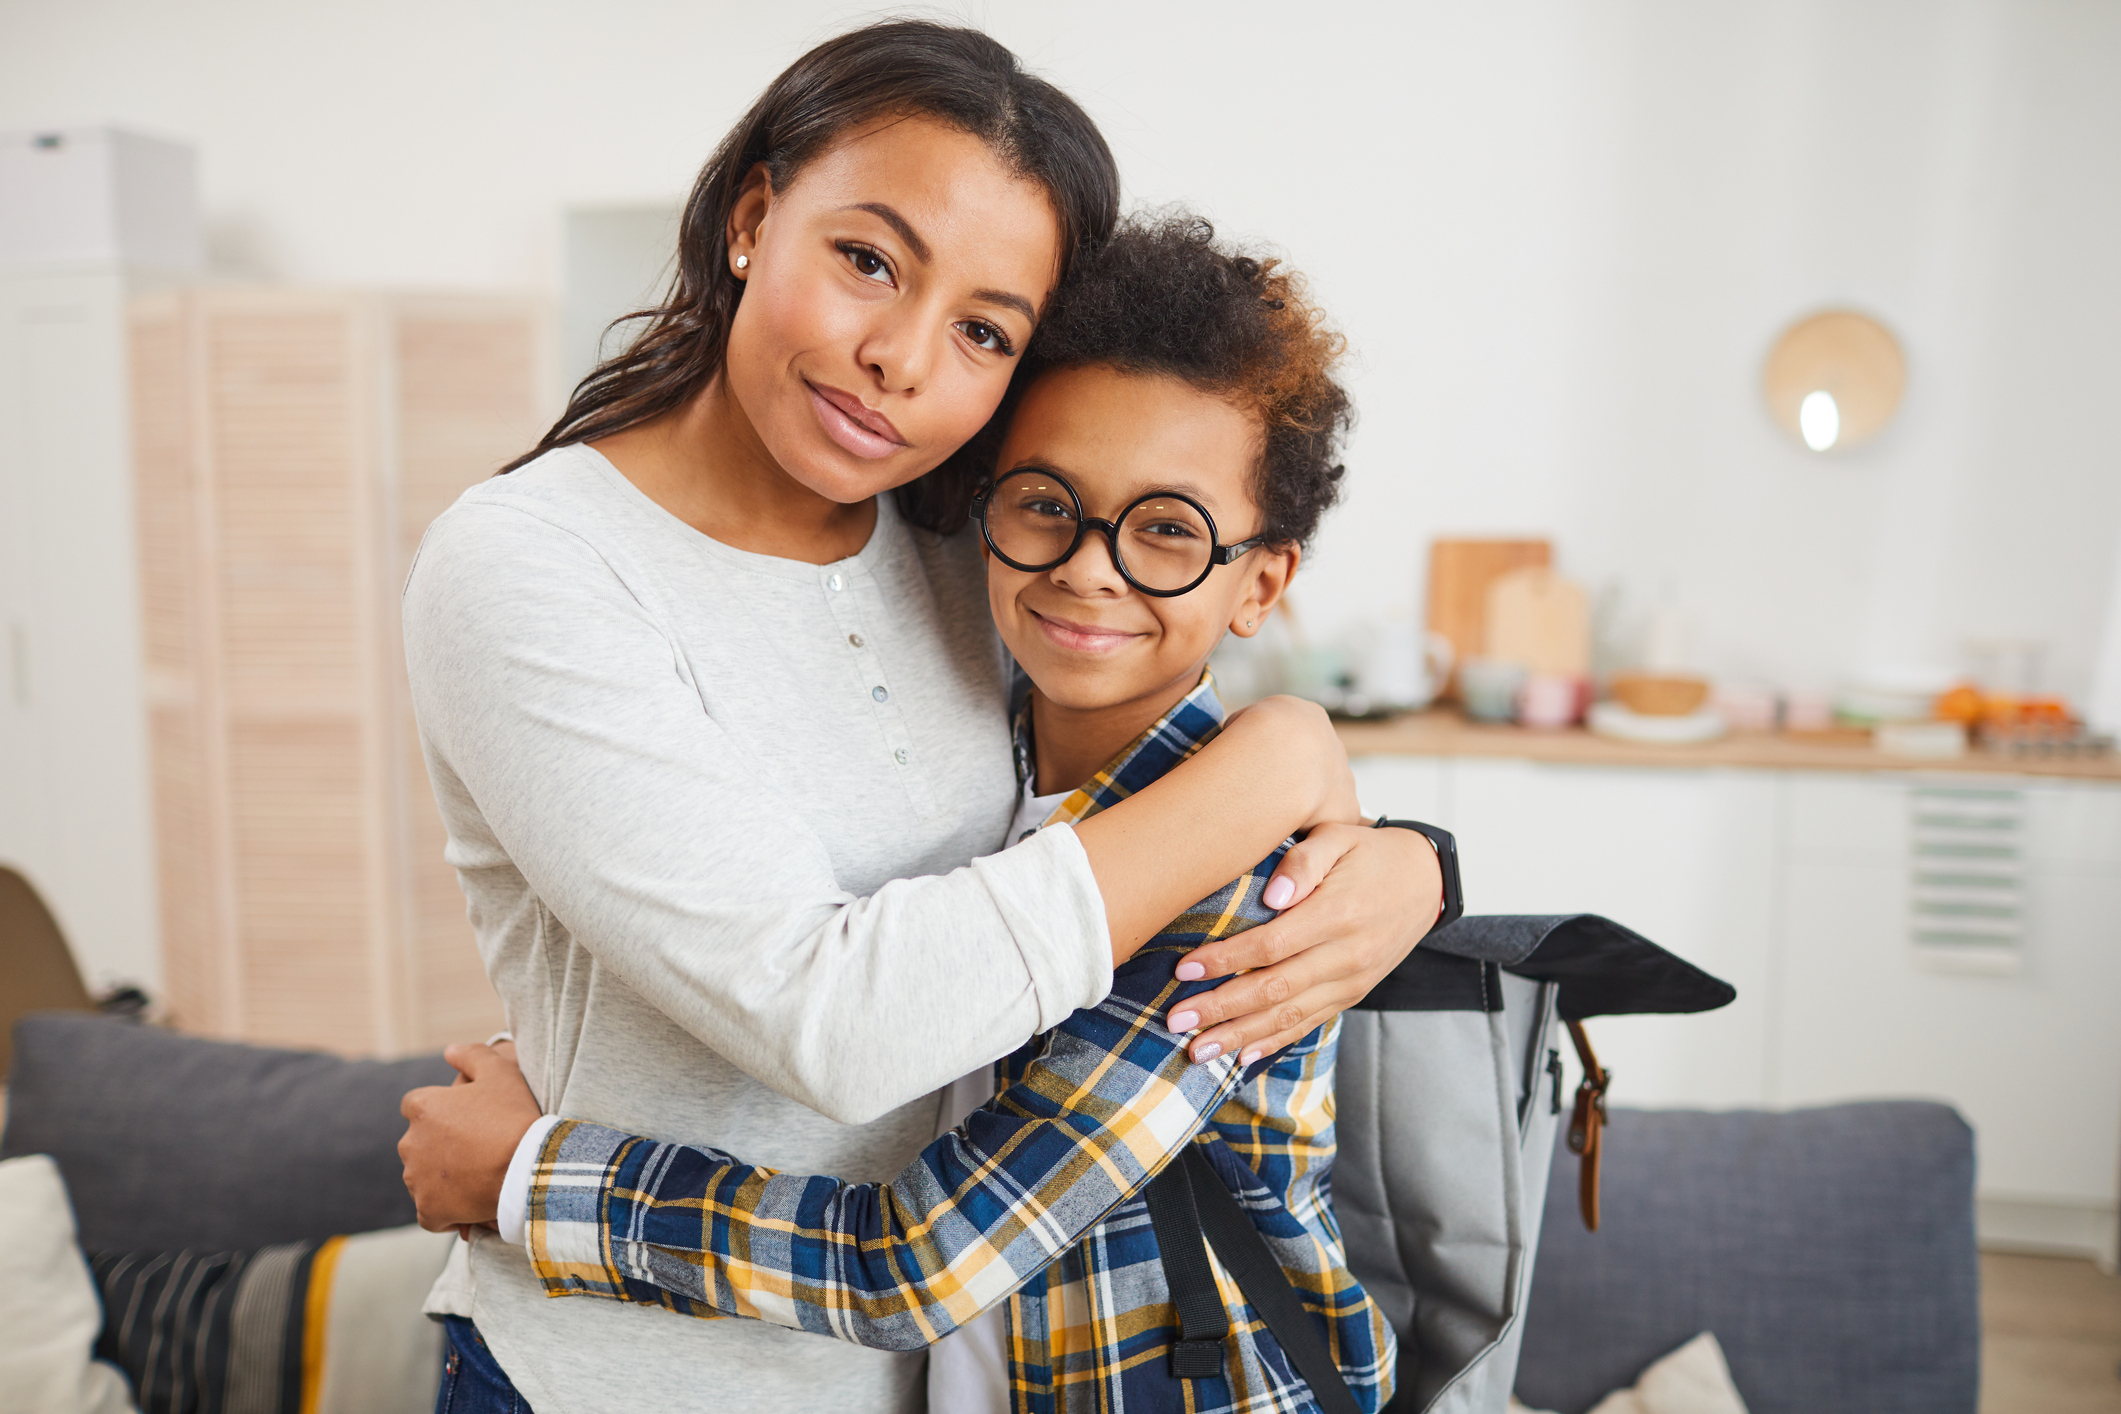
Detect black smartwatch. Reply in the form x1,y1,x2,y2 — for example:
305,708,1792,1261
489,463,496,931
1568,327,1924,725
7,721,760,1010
1373,818,1463,931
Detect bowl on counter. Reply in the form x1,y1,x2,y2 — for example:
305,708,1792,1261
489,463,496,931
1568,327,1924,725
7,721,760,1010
1610,673,1711,717
1589,700,1727,744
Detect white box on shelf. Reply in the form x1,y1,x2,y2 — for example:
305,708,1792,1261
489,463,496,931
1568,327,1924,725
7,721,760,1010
0,128,201,271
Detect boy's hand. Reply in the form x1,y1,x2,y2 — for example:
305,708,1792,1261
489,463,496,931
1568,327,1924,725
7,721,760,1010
399,1041,542,1236
1175,821,1442,1065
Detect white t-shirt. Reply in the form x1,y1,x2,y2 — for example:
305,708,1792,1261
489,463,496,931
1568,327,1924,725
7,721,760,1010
926,778,1075,1414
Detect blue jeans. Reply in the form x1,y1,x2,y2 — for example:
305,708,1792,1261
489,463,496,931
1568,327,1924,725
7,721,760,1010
438,1317,534,1414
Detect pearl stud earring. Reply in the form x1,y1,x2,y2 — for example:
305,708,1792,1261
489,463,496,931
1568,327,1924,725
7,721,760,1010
735,254,749,270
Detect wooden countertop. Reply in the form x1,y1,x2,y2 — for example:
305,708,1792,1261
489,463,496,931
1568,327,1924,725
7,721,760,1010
1336,710,2121,782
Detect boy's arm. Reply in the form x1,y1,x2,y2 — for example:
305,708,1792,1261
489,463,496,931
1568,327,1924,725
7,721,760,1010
520,870,1282,1349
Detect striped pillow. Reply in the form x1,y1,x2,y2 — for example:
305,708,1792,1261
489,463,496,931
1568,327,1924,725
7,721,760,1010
91,1226,451,1414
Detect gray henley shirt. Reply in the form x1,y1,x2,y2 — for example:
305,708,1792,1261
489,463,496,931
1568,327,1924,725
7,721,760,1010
402,445,1111,1413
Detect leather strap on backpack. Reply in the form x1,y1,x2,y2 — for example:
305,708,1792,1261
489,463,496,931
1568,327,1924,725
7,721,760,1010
1144,1145,1363,1414
1564,1019,1610,1231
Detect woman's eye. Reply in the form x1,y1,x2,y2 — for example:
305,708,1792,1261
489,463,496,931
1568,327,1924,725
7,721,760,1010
839,243,894,285
957,319,1014,355
1023,498,1073,520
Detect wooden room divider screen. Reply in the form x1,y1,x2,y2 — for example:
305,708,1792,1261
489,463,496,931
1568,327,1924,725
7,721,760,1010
130,288,551,1056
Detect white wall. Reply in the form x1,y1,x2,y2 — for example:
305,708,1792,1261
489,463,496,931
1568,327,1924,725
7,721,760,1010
3,0,2117,702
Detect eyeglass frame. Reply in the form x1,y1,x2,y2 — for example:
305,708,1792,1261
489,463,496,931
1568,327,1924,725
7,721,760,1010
970,468,1272,599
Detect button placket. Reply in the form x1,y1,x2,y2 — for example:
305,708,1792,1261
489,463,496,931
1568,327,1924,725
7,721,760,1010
821,564,932,816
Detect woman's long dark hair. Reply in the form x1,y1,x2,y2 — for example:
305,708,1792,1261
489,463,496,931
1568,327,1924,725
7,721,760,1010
503,20,1120,532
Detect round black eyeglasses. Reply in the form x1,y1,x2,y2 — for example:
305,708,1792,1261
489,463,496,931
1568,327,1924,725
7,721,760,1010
971,468,1270,598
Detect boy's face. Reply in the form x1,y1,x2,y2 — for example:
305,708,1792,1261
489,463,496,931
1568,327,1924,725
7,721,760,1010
984,364,1298,719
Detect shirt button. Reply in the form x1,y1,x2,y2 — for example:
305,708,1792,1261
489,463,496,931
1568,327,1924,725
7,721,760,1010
872,685,889,702
894,748,910,766
827,573,844,592
848,633,865,649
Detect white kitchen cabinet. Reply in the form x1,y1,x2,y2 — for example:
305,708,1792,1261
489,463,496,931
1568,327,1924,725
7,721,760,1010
1773,773,2121,1261
1453,760,1779,1111
1351,755,1450,825
1350,746,2121,1263
1357,756,1779,1110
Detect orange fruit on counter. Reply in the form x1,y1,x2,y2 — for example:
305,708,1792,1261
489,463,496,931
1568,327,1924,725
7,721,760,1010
1936,684,1984,724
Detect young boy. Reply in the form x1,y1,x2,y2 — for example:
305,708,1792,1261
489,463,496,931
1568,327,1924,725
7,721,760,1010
412,215,1395,1414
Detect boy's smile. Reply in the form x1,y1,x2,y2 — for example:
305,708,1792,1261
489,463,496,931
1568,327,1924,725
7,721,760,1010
985,363,1299,794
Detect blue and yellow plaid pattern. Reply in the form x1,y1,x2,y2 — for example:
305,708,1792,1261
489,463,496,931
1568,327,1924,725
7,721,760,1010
523,675,1395,1412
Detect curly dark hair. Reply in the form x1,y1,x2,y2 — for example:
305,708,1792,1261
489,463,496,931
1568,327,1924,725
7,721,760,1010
1011,211,1352,549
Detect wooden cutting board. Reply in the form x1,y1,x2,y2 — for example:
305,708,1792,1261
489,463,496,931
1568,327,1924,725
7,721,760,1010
1426,539,1551,691
1485,566,1589,677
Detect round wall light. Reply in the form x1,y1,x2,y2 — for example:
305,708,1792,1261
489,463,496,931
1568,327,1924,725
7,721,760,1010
1763,310,1904,453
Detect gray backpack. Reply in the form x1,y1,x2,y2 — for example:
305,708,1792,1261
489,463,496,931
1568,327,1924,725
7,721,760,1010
1337,914,1734,1413
1146,915,1733,1414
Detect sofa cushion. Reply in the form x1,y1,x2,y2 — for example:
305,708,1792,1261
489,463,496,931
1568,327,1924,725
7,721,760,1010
90,1224,452,1414
1514,1101,1979,1414
0,1013,454,1251
0,1154,136,1414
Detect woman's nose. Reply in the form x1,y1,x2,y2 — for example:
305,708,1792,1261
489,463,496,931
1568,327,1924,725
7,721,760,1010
858,309,937,395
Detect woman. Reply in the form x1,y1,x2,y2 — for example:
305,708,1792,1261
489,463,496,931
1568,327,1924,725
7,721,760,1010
399,21,1441,1414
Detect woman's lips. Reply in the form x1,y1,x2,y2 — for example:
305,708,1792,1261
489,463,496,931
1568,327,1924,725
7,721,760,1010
1031,609,1143,654
806,381,906,460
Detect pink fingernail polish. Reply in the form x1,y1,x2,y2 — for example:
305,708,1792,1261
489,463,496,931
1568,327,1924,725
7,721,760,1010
1169,1010,1199,1033
1262,877,1295,910
1241,1048,1262,1066
1175,962,1205,982
1194,1042,1222,1062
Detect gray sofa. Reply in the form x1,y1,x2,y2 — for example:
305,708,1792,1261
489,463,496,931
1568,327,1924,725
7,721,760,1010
1516,1103,1979,1414
2,1013,1981,1413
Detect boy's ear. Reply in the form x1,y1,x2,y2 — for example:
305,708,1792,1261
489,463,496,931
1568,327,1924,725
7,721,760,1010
1228,543,1300,638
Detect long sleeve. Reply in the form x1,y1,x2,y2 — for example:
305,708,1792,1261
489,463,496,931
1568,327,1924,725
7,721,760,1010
402,498,1112,1124
521,937,1252,1349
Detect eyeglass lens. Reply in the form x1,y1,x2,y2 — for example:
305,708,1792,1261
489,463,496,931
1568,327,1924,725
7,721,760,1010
986,470,1215,593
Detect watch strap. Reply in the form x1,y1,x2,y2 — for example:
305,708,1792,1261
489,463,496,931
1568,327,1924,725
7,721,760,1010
1373,817,1463,930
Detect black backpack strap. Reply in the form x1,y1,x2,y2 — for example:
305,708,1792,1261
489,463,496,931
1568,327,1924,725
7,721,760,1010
1143,1147,1229,1377
1144,1144,1364,1414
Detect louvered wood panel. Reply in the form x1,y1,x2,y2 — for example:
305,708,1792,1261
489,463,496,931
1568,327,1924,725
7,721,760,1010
209,312,362,712
134,288,545,1055
147,705,219,1028
391,306,540,1048
228,719,375,1051
131,308,195,681
130,297,233,1036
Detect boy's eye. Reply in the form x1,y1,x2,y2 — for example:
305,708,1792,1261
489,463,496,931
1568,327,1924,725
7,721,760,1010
1020,496,1074,521
957,319,1015,356
839,242,894,285
1137,518,1202,540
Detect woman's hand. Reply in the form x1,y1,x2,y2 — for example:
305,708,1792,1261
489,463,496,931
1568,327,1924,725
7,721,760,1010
398,1040,542,1236
1174,822,1442,1065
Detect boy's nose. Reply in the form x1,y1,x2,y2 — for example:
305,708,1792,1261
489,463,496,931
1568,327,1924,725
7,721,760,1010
1051,526,1128,594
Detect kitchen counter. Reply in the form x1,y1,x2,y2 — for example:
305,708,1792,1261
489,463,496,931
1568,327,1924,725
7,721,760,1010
1336,709,2121,781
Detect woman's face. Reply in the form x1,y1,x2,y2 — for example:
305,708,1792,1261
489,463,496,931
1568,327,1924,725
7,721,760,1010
722,116,1064,506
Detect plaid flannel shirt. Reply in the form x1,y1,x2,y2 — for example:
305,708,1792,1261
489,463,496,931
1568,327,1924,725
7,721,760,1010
523,674,1395,1413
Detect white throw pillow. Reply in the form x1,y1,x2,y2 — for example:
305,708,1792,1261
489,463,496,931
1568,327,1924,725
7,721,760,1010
0,1154,137,1414
1512,1332,1749,1414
